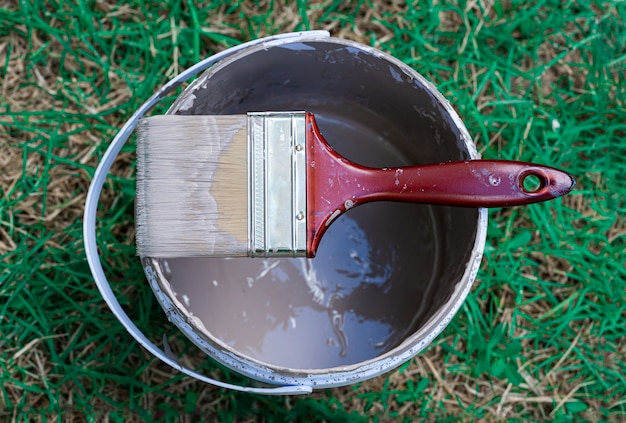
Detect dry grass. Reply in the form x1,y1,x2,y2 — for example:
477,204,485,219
1,0,624,421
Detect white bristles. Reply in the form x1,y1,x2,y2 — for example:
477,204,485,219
136,115,248,257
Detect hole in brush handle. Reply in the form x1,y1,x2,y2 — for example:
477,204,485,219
520,171,545,193
519,169,550,195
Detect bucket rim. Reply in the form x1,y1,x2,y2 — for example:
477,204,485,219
147,36,489,388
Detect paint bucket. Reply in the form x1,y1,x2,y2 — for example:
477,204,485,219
84,31,487,395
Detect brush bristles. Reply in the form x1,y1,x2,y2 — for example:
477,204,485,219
136,115,248,257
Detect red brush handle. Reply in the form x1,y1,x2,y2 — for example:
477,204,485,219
305,113,575,257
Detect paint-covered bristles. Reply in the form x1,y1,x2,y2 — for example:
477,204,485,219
136,115,249,257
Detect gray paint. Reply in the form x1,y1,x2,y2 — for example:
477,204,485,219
144,37,487,388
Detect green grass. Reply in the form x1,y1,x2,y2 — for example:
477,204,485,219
1,0,625,421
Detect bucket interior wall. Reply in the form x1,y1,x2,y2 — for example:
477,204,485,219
158,41,479,370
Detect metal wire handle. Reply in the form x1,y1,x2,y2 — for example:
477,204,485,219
83,31,331,395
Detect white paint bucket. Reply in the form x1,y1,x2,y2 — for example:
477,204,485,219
84,31,487,395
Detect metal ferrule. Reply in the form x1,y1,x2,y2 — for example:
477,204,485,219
247,112,307,257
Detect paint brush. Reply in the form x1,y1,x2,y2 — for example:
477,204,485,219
135,111,575,258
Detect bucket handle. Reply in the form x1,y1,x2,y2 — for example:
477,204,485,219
83,31,331,395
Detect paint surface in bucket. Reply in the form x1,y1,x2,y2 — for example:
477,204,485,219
162,115,441,369
150,38,481,379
